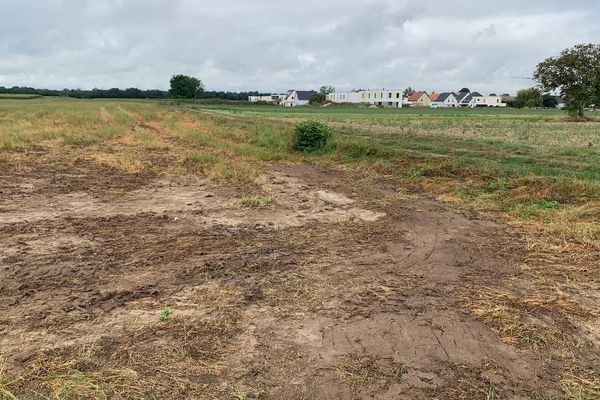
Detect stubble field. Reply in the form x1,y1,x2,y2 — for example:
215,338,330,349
0,98,598,399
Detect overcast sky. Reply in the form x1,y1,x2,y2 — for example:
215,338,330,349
1,0,599,94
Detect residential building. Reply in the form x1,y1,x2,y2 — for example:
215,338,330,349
281,90,317,107
407,91,431,107
455,91,471,106
501,94,516,103
473,95,505,107
430,92,458,108
458,91,481,107
326,91,363,104
326,89,403,108
248,94,287,104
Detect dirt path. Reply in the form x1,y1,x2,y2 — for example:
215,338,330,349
0,160,576,398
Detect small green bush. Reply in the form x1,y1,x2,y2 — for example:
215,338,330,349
292,120,332,152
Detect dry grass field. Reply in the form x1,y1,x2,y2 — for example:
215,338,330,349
0,97,598,399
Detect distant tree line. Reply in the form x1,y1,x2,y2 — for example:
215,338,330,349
0,85,268,100
508,88,559,108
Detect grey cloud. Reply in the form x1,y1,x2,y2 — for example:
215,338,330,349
0,0,599,93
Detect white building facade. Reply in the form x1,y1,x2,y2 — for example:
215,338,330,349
327,89,403,108
471,95,505,107
430,92,458,108
248,94,287,104
281,90,318,107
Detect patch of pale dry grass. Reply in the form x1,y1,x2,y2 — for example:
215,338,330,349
93,150,146,173
259,271,325,318
191,280,243,312
561,365,600,400
100,107,114,124
334,356,406,388
461,226,599,350
3,314,241,400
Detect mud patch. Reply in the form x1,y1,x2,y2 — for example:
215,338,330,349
0,162,584,399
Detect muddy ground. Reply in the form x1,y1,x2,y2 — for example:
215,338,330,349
0,155,597,399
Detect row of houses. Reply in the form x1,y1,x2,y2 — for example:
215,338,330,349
249,90,317,107
249,88,508,108
328,90,506,108
409,91,505,108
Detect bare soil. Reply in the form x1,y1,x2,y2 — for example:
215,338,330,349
0,155,596,399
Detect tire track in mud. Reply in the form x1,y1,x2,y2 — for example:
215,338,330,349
0,162,562,398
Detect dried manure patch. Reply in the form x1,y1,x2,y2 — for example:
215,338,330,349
0,162,597,399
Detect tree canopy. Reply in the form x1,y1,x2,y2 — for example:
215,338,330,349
0,85,267,101
534,43,600,117
169,75,204,99
309,92,327,104
514,87,543,108
542,94,558,108
319,86,335,95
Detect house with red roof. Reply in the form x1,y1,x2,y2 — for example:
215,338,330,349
407,91,431,107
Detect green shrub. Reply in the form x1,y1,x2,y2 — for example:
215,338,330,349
292,120,332,152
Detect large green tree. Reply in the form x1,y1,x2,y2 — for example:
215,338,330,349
514,88,543,108
169,75,204,99
534,43,600,117
542,94,558,108
309,92,327,104
319,85,335,95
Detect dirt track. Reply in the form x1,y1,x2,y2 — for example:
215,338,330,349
0,158,587,398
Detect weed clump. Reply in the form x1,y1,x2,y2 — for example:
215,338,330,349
292,120,332,152
240,195,275,208
159,307,172,321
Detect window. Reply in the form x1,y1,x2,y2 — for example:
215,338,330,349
396,93,400,98
388,93,392,98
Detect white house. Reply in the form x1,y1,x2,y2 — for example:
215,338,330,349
473,95,505,107
457,92,506,108
430,92,458,108
326,89,403,108
281,90,317,107
248,94,286,105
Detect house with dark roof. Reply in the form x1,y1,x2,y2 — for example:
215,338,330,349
430,92,458,108
455,91,471,105
458,91,482,107
281,90,317,107
457,91,506,107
